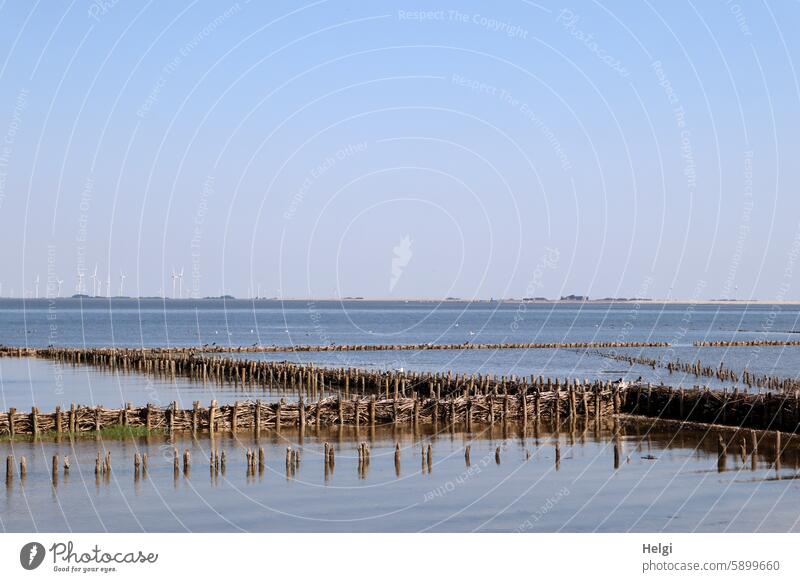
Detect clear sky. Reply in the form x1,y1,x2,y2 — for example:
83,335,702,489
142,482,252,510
0,1,798,300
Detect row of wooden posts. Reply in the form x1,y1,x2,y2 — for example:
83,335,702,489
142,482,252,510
2,345,634,400
0,341,672,357
1,344,800,434
592,350,742,384
593,349,800,394
0,388,617,437
5,426,791,486
695,339,800,347
2,383,800,436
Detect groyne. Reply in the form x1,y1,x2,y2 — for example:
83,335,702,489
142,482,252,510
2,346,799,436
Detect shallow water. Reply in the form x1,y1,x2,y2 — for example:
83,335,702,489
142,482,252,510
1,420,798,533
0,357,290,410
1,300,799,406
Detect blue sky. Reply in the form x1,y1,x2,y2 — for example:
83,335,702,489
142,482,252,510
0,1,798,300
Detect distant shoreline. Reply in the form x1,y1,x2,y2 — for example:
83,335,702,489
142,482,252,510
1,297,799,305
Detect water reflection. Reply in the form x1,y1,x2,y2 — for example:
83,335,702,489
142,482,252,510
2,417,800,532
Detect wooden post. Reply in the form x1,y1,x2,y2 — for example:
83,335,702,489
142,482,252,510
426,443,432,472
169,401,177,434
209,400,217,435
394,443,401,477
555,440,561,470
55,405,62,434
8,407,15,437
594,385,601,418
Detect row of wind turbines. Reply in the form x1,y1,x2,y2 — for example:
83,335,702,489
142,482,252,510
74,266,128,298
17,267,131,298
12,267,255,299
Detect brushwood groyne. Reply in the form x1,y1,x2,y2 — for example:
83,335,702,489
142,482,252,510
1,346,800,436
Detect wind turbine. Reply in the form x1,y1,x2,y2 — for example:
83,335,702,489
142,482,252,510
90,265,98,297
34,274,40,299
106,274,111,297
56,278,63,298
178,267,184,299
77,272,85,295
119,272,126,297
171,268,178,299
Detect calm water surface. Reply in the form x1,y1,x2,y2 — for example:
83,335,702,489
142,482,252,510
2,420,799,533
